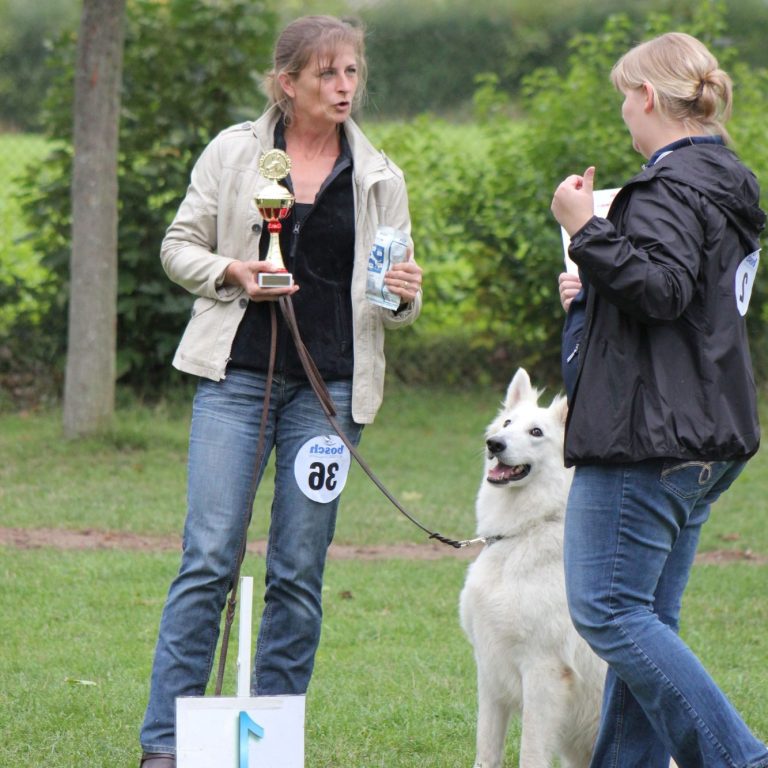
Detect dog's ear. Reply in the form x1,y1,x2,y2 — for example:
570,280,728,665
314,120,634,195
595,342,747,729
504,368,534,409
550,394,569,426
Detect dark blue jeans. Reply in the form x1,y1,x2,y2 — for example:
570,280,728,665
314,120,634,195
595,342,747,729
140,370,362,755
564,459,768,768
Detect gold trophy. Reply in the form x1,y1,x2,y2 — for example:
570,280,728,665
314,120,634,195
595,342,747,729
255,149,295,288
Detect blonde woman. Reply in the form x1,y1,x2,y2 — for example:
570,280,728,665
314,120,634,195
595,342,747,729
552,33,768,768
138,15,422,767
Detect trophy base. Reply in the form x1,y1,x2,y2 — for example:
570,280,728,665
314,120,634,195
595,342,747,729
258,271,293,288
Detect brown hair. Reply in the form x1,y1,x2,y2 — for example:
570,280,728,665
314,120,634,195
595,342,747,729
611,32,732,142
263,15,367,122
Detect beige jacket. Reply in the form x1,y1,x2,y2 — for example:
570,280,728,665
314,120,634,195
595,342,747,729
161,107,421,424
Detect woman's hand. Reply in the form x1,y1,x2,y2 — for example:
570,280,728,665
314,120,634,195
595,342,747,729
384,250,422,305
222,260,300,301
558,272,582,312
551,166,596,237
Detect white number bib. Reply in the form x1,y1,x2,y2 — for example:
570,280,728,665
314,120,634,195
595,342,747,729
735,250,760,317
293,435,351,503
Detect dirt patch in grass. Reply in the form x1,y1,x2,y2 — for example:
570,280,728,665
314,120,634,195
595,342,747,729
0,526,476,560
1,526,765,564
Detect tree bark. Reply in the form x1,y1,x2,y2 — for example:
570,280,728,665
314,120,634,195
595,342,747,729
63,0,126,438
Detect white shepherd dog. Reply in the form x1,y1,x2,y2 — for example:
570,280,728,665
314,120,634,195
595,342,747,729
459,368,605,768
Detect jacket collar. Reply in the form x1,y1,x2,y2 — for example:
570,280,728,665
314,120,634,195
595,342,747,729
646,134,724,168
249,106,392,181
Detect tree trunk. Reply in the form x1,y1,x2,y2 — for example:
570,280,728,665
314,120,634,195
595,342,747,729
63,0,126,438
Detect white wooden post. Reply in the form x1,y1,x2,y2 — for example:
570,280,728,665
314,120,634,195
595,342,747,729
237,576,254,697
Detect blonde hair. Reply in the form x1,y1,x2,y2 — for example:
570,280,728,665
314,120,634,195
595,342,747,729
611,32,732,142
263,15,367,123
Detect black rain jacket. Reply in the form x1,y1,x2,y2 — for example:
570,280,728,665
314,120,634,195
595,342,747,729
564,143,765,466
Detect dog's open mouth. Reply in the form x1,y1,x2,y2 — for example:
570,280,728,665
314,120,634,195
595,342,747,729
487,461,531,484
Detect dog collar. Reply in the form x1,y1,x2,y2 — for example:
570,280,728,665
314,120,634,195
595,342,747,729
479,514,563,548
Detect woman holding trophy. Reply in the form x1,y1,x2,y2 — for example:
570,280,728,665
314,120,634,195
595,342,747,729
139,15,422,767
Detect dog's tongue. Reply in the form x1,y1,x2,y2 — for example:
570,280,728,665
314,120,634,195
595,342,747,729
488,461,519,482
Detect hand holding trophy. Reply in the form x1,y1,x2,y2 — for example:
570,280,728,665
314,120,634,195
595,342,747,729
255,149,295,288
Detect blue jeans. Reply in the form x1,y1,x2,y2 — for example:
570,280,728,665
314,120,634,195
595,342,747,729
140,370,362,755
564,459,768,768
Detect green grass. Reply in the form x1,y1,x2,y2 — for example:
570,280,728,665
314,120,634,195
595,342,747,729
0,385,491,545
1,386,767,766
1,551,765,767
3,384,768,554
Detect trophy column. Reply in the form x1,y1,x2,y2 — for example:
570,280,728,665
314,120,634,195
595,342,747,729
255,149,295,288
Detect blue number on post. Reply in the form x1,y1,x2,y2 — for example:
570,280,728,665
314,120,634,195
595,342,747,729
239,711,265,768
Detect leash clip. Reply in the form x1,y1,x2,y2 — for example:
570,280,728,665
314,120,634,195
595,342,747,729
429,532,485,549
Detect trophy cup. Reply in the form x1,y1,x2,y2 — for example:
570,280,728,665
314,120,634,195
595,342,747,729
255,149,295,288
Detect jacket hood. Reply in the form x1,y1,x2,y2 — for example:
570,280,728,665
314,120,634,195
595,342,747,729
642,143,766,247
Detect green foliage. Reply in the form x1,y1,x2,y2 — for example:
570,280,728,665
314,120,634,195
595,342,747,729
441,2,768,385
725,55,768,371
455,15,642,384
19,0,278,389
0,134,55,332
362,1,514,118
368,1,768,390
0,0,79,130
366,115,521,387
721,0,768,70
6,0,768,133
367,118,483,335
13,0,768,398
0,134,61,408
359,0,752,119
